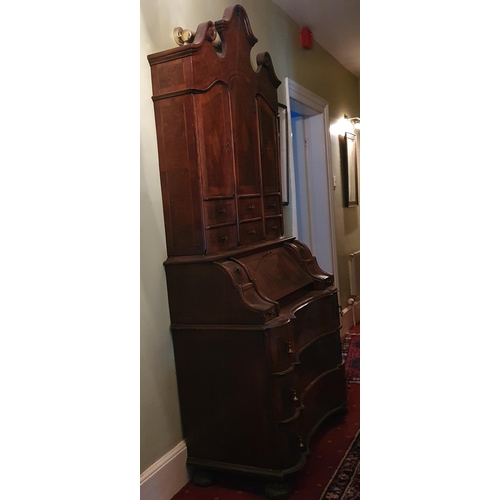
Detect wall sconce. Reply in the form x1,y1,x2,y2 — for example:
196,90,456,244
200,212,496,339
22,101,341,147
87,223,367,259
349,117,361,130
330,115,361,135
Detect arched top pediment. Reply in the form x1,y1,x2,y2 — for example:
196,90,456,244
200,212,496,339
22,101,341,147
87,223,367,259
148,5,280,90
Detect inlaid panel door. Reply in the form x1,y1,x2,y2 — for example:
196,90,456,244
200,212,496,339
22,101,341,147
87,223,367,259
196,83,235,198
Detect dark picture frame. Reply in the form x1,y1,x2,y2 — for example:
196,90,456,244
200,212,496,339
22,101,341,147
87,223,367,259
278,103,290,205
340,131,359,207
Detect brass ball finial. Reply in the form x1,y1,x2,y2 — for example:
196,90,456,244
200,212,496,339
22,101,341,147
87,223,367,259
172,27,195,46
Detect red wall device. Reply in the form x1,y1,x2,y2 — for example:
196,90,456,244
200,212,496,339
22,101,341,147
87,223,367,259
301,27,313,49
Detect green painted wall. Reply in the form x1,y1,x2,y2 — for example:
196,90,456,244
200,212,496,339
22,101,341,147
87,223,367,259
140,0,360,473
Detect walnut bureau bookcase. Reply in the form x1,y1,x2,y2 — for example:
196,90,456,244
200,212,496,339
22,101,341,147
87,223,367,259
147,4,347,492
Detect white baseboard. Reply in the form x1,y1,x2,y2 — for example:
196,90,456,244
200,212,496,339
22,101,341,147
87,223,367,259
140,440,190,500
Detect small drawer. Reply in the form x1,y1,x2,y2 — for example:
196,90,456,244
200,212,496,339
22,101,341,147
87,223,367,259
204,199,236,227
219,260,252,286
238,197,262,221
265,216,283,240
264,195,281,216
239,220,264,246
205,224,237,253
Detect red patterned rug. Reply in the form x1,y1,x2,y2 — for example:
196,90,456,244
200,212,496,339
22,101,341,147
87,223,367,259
343,325,360,384
320,325,360,499
319,430,360,500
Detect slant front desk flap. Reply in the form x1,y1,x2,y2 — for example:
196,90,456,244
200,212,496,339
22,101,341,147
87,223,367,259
148,4,347,493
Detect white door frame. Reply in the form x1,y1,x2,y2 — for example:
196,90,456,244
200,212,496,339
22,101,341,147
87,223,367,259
283,78,340,291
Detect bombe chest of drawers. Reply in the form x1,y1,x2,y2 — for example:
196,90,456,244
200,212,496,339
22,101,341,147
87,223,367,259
147,4,347,495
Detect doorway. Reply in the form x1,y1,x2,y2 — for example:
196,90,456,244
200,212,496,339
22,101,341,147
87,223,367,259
283,78,339,288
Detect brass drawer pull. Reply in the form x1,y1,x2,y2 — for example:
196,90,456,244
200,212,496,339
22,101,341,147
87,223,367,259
298,436,305,449
270,203,276,208
291,389,299,402
272,225,278,230
284,341,293,355
219,235,228,242
219,208,226,214
248,229,256,235
247,205,255,210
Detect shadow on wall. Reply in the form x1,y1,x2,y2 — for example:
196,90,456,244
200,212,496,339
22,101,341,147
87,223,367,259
140,143,184,472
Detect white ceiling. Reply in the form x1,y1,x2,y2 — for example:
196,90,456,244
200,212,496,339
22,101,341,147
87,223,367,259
273,0,360,77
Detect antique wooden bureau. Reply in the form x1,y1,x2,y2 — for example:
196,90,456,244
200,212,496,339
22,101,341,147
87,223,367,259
147,4,347,489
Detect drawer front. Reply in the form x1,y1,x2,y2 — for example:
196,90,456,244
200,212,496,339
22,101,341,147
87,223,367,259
273,419,305,470
205,224,237,253
265,216,282,240
272,372,300,422
268,323,295,374
204,199,236,227
292,293,340,353
238,196,262,221
251,418,304,471
298,365,347,439
239,220,264,246
263,195,281,216
294,332,342,395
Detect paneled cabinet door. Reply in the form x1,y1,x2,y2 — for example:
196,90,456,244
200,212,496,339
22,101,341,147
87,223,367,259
257,95,280,195
229,77,261,196
196,84,235,198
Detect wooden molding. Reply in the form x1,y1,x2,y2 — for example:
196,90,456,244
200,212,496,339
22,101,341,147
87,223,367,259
286,78,328,114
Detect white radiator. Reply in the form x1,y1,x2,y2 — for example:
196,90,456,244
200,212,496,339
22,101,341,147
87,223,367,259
348,251,360,299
